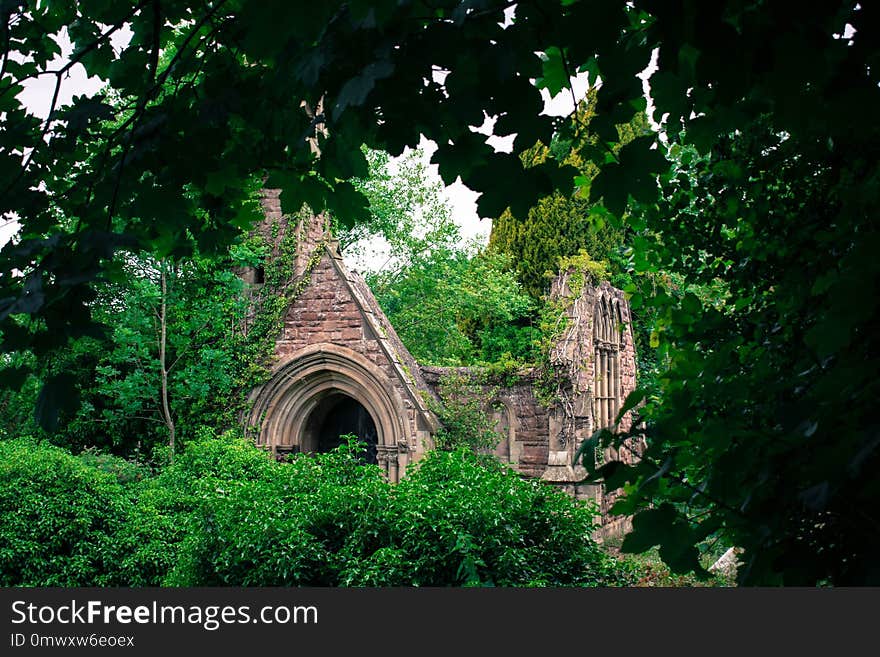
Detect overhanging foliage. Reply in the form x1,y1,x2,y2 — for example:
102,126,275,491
1,0,877,585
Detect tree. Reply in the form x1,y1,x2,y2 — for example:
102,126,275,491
369,244,537,365
345,145,538,366
157,260,175,459
1,1,878,584
583,116,880,585
341,147,459,266
0,248,253,459
490,192,624,299
569,2,879,586
489,90,647,299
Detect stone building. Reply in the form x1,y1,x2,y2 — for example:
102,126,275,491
243,190,639,532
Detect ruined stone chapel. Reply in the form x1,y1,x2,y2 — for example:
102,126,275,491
241,190,640,534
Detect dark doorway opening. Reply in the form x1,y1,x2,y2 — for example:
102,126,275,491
301,392,378,464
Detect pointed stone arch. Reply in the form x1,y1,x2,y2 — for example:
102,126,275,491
247,343,413,481
488,397,520,464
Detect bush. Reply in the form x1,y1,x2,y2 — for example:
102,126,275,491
77,446,151,484
114,475,193,587
0,432,635,587
373,449,629,586
116,429,279,586
0,438,131,586
166,435,392,586
167,435,632,587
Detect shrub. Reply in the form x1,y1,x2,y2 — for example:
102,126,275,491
373,449,630,586
77,446,151,484
166,436,632,587
0,438,131,586
166,435,391,586
116,428,279,586
114,476,193,586
0,432,635,587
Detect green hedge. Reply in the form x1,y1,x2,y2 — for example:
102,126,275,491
0,438,130,586
0,434,634,587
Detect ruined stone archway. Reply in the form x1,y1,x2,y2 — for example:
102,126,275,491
489,398,520,464
247,343,412,480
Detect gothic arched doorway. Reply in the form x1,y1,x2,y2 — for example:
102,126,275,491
300,391,379,464
246,343,420,481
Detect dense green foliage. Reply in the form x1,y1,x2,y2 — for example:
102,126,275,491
428,372,503,454
584,115,880,585
488,93,647,299
490,193,624,299
343,147,540,366
369,246,538,365
0,438,133,586
0,435,632,587
0,0,586,408
168,437,627,586
0,250,255,458
575,6,880,585
1,0,878,586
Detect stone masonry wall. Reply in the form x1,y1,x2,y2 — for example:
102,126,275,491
273,248,435,454
420,366,550,479
547,271,641,538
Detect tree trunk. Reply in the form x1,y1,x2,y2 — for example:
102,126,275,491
159,260,175,461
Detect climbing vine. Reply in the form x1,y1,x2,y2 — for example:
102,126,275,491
237,205,330,396
427,371,502,454
532,257,604,409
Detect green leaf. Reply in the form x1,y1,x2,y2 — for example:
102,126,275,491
266,172,328,216
0,365,30,391
332,57,395,121
536,46,568,97
621,504,677,554
60,96,114,136
615,388,647,424
326,181,370,229
589,161,628,217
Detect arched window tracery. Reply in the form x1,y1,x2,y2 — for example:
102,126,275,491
593,295,622,429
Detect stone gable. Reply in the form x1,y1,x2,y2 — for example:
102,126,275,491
245,191,436,481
